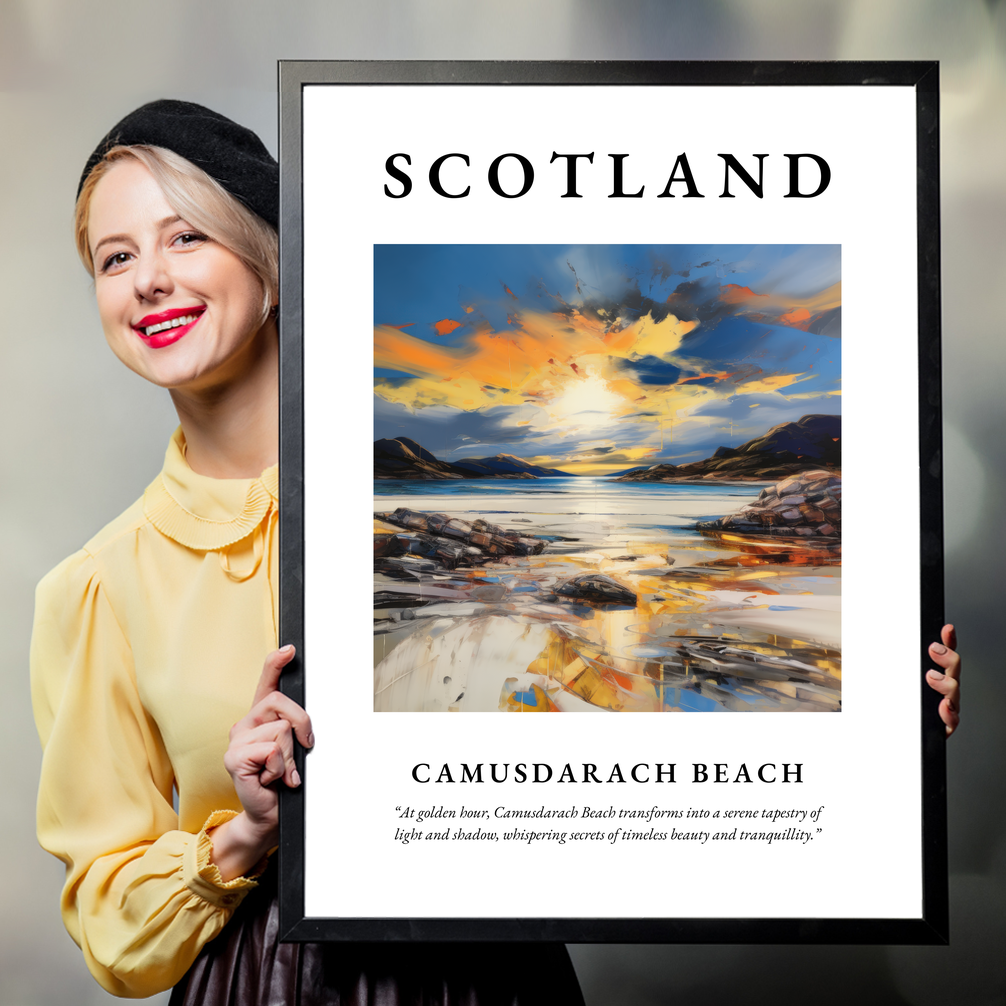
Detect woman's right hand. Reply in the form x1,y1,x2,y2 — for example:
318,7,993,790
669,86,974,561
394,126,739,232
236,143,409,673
209,645,314,881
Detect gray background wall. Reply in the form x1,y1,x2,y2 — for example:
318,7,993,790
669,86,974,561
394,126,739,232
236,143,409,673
1,2,1003,1003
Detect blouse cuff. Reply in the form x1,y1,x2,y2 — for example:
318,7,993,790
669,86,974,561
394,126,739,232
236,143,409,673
183,810,269,909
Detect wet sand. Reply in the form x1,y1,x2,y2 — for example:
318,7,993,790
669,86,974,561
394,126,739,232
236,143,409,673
374,481,841,713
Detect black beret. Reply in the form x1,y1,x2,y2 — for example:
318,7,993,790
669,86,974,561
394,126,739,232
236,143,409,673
78,99,278,228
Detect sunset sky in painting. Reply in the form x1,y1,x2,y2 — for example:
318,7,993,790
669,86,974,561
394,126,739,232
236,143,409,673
374,245,841,475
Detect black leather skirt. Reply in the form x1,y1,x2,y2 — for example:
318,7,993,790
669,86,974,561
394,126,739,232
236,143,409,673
169,869,585,1006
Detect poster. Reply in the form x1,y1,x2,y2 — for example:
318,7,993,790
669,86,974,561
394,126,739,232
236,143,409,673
279,62,945,942
371,241,842,715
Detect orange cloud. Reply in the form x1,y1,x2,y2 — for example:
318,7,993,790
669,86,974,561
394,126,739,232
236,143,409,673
433,318,463,336
375,305,696,403
374,303,709,424
716,281,841,326
779,307,812,328
720,284,768,305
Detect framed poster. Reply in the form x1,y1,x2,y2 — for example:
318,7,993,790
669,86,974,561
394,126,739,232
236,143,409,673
277,61,946,943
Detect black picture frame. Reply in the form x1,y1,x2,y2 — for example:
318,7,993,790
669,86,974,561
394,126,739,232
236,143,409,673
277,60,945,944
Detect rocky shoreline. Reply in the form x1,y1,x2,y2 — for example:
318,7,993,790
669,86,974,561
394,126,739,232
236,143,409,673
696,470,841,539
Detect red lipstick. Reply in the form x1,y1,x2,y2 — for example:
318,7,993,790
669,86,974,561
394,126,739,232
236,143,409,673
132,306,205,349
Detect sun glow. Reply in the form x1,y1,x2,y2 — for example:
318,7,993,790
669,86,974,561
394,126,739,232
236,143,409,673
545,372,625,429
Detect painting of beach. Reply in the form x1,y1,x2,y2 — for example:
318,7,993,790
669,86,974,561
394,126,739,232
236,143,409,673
373,244,841,713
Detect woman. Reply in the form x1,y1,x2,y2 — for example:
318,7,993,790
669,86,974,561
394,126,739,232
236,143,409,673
31,100,586,1003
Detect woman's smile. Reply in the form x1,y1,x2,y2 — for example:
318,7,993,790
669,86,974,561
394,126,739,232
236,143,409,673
133,306,207,348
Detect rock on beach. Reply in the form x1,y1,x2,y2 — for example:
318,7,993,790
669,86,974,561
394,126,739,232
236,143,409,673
375,507,548,570
555,573,637,605
696,470,841,538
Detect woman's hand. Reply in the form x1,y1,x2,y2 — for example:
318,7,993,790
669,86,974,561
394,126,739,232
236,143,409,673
926,624,961,738
209,645,314,881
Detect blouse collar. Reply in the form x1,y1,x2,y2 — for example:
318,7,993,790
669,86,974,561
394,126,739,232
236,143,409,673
143,428,278,551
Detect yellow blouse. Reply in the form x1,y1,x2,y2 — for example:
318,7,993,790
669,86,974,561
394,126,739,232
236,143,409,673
31,428,279,998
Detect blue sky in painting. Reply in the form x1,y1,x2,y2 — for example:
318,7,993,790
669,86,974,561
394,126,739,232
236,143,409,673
373,244,840,473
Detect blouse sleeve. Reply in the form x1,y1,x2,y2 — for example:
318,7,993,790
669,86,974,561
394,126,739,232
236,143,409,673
31,549,262,998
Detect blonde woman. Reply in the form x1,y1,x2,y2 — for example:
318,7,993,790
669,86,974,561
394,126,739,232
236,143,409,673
32,100,585,1004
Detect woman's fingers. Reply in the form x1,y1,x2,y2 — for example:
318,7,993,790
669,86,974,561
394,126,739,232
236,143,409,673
252,644,296,707
259,742,289,787
224,737,287,787
254,691,313,748
926,667,959,704
928,646,961,680
927,624,961,737
230,719,301,788
224,645,311,808
928,639,961,683
924,677,960,736
218,647,308,846
941,623,958,654
240,644,314,749
232,689,313,750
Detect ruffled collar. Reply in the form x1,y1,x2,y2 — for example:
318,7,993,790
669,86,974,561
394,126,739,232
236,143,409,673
143,428,278,551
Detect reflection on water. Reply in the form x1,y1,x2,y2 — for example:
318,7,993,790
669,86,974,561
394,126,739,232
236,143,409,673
373,480,840,713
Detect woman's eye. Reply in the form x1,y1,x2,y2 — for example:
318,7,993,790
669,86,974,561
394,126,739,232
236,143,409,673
173,231,208,248
101,251,131,273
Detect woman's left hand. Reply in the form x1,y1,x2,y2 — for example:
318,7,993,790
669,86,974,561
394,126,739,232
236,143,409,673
926,624,961,737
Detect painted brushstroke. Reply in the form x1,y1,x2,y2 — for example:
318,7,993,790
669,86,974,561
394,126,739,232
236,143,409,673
373,245,842,712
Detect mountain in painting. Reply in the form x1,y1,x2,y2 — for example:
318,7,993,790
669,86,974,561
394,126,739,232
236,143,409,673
375,439,570,480
374,438,468,480
614,414,840,483
606,465,651,478
452,454,574,478
735,414,841,462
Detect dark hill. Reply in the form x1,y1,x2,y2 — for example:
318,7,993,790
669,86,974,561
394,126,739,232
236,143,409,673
390,437,440,465
614,414,841,483
375,438,467,480
607,466,650,478
453,454,574,478
375,440,550,480
733,414,840,464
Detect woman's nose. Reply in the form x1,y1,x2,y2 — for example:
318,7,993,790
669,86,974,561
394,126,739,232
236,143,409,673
133,249,173,302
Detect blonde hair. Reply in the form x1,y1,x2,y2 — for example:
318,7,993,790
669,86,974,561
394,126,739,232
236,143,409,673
75,145,278,322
